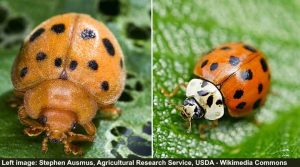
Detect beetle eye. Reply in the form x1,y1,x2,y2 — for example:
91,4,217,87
38,116,47,125
192,105,205,119
71,122,77,130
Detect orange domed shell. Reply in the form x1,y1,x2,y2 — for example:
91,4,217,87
12,13,126,106
194,42,271,117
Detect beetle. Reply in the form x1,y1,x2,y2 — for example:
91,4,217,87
161,42,271,133
11,13,126,155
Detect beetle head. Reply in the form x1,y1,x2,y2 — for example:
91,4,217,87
40,109,77,143
180,97,205,132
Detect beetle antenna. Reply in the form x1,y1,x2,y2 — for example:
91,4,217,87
167,102,183,112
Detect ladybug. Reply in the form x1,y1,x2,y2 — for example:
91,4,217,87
162,42,271,132
11,13,125,155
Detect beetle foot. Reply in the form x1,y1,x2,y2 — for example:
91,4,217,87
41,137,48,153
70,145,83,156
42,147,48,153
200,134,207,140
64,144,83,156
24,127,44,136
198,124,209,140
63,140,83,156
7,95,23,108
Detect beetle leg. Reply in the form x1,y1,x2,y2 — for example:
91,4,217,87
99,104,121,119
42,137,48,153
66,122,96,142
82,122,96,136
198,120,219,139
211,120,219,128
63,140,83,156
18,106,42,128
63,122,96,155
160,82,187,97
67,132,94,142
199,124,210,139
63,140,71,155
24,127,44,136
7,91,23,108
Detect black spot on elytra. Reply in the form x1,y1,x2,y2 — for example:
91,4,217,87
233,90,244,99
244,45,257,52
88,60,98,71
201,81,208,88
126,23,151,40
197,90,209,96
36,52,47,61
258,83,263,94
103,38,115,56
216,99,223,105
220,46,231,50
54,58,62,67
210,63,218,71
81,29,96,40
69,60,78,71
4,17,26,34
236,102,246,109
260,58,268,72
101,81,109,91
201,60,208,68
30,28,45,42
229,56,240,66
253,99,261,109
0,6,8,24
98,0,121,16
206,95,214,107
51,23,65,34
20,67,28,78
241,69,253,80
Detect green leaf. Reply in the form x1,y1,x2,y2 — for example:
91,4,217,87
0,0,151,158
153,0,300,158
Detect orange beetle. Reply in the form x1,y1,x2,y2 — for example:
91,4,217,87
11,13,125,155
162,42,270,132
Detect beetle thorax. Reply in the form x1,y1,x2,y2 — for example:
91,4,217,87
184,79,225,121
23,79,98,143
24,79,98,125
